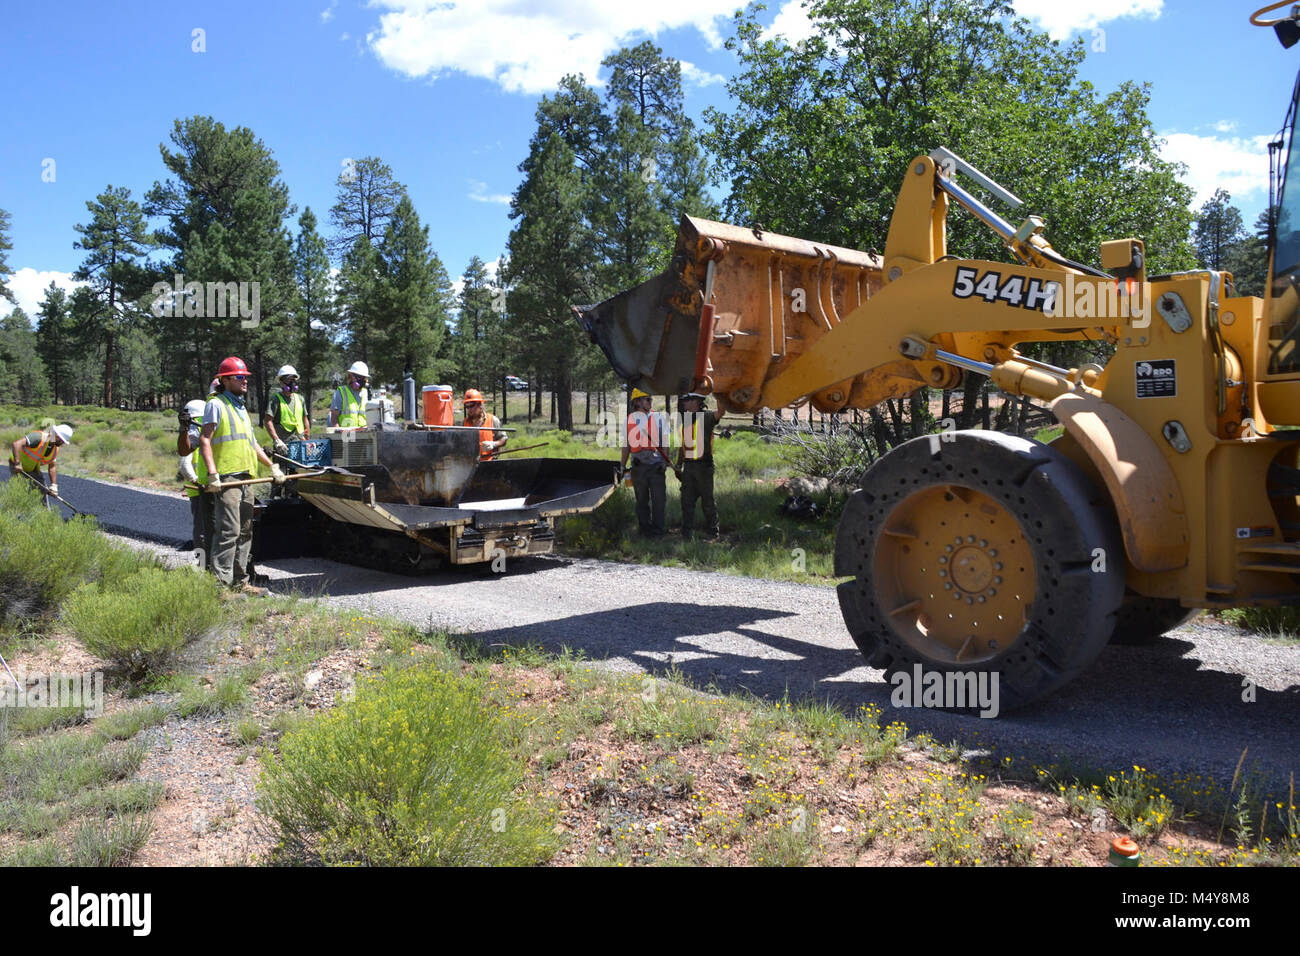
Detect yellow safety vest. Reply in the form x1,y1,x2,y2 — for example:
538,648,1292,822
18,432,58,472
337,384,367,428
274,392,306,436
184,447,210,499
682,413,707,461
210,393,258,477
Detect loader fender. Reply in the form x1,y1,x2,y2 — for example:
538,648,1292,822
1049,391,1189,573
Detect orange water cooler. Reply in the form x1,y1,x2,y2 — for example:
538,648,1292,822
422,385,454,427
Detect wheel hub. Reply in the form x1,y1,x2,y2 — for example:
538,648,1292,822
872,484,1036,664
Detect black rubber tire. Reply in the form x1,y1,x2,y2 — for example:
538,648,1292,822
1108,595,1200,645
834,430,1125,711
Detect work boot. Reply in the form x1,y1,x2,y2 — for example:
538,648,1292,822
239,582,268,596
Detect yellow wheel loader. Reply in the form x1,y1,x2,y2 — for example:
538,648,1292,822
577,4,1300,709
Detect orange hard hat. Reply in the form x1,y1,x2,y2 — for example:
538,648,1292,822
463,388,484,404
216,356,249,378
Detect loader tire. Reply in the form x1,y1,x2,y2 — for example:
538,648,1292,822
834,430,1124,712
1107,595,1200,645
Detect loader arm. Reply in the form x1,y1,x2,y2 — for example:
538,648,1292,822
577,152,1129,416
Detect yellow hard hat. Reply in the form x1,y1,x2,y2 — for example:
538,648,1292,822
630,387,650,400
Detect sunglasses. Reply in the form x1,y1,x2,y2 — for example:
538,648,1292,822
228,375,248,381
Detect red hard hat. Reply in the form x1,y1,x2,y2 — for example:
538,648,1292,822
464,388,484,404
217,356,249,378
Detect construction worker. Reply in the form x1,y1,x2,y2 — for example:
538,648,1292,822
199,356,285,593
264,364,309,455
619,388,676,536
677,392,720,538
329,361,369,428
462,389,506,460
177,399,214,565
8,423,73,509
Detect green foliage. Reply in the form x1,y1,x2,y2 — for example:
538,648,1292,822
176,673,249,717
62,566,222,679
259,664,556,866
1219,605,1300,638
706,0,1196,273
1194,188,1245,270
0,479,146,631
95,703,170,741
0,309,52,405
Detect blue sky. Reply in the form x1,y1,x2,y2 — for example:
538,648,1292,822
2,0,1296,319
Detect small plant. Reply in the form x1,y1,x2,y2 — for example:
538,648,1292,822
995,801,1038,865
1105,766,1174,839
70,812,153,866
234,719,261,746
63,566,222,680
258,664,557,866
95,703,170,741
177,673,249,717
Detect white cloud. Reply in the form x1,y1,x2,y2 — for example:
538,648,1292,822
467,180,512,205
679,60,725,87
1160,131,1272,207
1213,120,1237,134
365,0,738,95
761,1,818,45
1012,0,1162,40
321,1,337,23
6,268,86,320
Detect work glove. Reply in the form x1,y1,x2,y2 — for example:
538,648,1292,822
207,474,223,493
49,483,58,495
273,438,289,456
178,456,198,483
178,409,191,428
481,440,496,454
271,464,286,486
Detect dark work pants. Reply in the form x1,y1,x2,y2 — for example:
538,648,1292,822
680,461,718,533
631,461,666,533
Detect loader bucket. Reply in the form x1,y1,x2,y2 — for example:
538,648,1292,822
576,215,885,413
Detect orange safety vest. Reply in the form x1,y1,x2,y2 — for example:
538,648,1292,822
473,413,500,461
626,412,663,455
18,432,58,472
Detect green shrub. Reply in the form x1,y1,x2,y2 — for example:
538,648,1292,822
259,664,555,866
63,566,222,679
85,433,124,459
0,480,147,628
1220,605,1300,637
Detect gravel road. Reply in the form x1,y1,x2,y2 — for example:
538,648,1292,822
16,465,1299,795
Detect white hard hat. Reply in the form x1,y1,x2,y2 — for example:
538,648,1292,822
53,424,73,445
348,361,370,378
277,365,299,379
185,400,207,419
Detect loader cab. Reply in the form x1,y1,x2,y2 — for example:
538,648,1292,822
1267,70,1300,375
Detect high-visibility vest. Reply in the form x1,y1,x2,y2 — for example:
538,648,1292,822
210,393,258,477
472,414,499,461
682,413,706,461
184,448,210,499
337,384,367,428
274,392,306,436
18,431,58,472
626,412,656,453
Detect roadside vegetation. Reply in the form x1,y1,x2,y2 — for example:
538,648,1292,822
1,466,1295,866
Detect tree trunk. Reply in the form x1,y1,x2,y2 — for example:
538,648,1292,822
549,388,556,424
585,387,591,425
558,366,574,432
102,329,115,408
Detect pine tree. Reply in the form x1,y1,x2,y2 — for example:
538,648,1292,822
72,186,155,407
374,195,450,386
36,282,74,404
